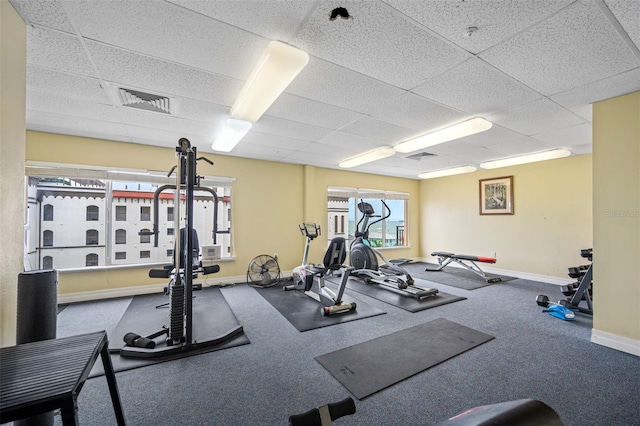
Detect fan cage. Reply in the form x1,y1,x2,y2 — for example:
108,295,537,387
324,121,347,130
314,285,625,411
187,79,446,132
246,254,281,287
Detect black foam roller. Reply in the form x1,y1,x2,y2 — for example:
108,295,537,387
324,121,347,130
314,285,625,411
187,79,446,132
17,269,57,344
16,269,58,426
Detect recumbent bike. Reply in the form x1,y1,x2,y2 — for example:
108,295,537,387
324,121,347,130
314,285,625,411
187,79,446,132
284,223,357,316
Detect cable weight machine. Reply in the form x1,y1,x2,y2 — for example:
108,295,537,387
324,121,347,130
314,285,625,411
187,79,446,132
120,138,242,358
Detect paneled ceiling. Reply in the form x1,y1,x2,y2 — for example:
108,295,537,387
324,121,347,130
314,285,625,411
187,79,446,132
10,0,640,179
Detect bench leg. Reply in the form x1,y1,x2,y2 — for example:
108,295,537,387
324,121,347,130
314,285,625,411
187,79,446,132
60,396,79,426
101,346,126,425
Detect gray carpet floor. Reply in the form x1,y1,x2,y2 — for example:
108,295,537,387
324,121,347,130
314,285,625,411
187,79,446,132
53,277,640,426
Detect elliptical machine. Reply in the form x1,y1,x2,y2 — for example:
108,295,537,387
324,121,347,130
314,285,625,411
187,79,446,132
284,223,357,316
350,200,438,300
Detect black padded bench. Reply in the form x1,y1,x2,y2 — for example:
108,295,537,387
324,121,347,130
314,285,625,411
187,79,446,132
427,251,501,283
0,330,125,425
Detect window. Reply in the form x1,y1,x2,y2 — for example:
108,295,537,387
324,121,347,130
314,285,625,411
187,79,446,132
43,204,53,221
86,205,99,221
43,256,53,269
140,206,150,221
327,187,409,248
140,229,151,244
115,229,126,244
25,164,234,270
115,206,126,221
86,229,99,245
43,230,53,247
86,253,99,266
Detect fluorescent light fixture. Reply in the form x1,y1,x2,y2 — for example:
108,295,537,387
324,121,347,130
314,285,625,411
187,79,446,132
394,118,493,154
479,149,571,169
211,118,252,152
230,41,309,123
418,166,477,179
338,147,395,168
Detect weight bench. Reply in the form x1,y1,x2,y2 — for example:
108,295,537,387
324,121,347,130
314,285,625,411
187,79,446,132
427,251,501,283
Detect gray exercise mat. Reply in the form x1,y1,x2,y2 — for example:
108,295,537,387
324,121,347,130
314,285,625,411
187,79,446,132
336,276,466,312
91,286,249,376
403,262,517,290
315,318,494,399
253,280,386,332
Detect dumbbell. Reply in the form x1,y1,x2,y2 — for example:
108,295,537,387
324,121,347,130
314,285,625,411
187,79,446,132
536,294,551,307
561,283,579,296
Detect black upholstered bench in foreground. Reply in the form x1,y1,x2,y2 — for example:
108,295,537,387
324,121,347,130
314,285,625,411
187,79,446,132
0,330,125,425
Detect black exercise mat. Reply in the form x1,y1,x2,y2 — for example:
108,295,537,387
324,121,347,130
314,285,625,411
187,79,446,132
403,262,517,290
330,277,466,312
315,318,495,399
253,281,386,332
91,287,249,377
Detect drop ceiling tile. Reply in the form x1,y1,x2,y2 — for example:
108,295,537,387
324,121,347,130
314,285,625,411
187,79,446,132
300,141,359,159
368,91,468,132
125,125,204,150
283,151,339,168
550,67,640,120
604,0,640,49
115,107,217,137
86,41,242,106
62,0,265,80
241,132,311,151
176,99,229,123
27,90,121,122
318,131,389,153
340,117,418,144
252,116,332,142
479,1,640,96
412,58,541,115
10,0,76,33
26,110,130,141
488,137,556,157
531,123,592,148
267,93,364,130
291,0,470,89
383,0,573,54
225,141,297,162
27,65,109,104
167,0,315,42
285,57,406,116
461,124,534,148
487,98,585,136
27,27,95,77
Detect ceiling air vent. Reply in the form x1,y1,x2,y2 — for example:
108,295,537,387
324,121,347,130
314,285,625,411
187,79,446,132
404,152,436,160
117,88,172,114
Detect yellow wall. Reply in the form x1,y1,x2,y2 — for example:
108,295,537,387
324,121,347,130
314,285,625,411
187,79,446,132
25,131,422,296
592,91,639,343
0,1,27,347
420,154,593,280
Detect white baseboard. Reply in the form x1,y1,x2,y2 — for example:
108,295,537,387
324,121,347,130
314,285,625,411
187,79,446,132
418,257,574,286
591,329,640,357
58,271,294,304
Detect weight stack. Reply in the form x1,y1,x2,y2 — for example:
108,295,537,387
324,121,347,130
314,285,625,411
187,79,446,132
16,269,58,426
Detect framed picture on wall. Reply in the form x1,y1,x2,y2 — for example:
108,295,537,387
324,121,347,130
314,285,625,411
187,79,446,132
479,176,514,215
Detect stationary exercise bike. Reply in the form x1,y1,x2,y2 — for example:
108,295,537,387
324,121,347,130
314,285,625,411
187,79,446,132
284,223,357,316
350,200,438,300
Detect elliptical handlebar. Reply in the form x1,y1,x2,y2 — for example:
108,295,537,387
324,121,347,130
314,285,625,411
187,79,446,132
356,199,391,238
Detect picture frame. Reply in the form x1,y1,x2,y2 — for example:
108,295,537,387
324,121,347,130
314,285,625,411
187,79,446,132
479,176,514,215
